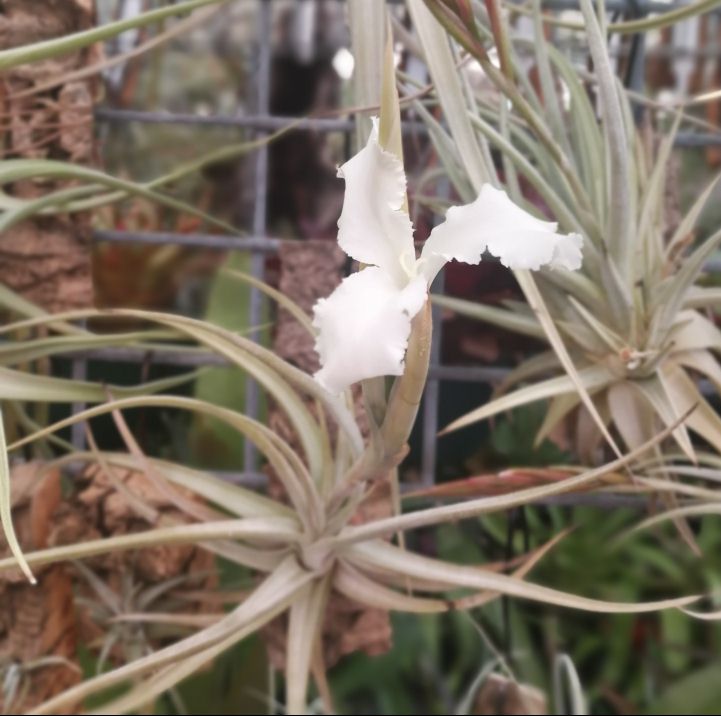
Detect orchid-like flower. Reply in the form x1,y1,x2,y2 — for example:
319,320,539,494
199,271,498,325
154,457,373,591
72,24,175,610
312,119,583,394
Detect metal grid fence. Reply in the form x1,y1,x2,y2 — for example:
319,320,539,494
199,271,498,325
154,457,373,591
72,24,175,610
74,0,721,488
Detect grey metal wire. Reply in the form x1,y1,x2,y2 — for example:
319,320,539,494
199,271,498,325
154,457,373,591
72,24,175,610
60,345,515,382
93,229,280,252
92,108,721,147
243,0,273,473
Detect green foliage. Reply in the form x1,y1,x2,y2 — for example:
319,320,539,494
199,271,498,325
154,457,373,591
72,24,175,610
190,252,255,469
488,405,570,467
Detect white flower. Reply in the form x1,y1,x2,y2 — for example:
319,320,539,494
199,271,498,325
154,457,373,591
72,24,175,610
312,119,583,394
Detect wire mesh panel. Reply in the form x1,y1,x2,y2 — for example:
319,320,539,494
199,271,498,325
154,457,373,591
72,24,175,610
82,0,721,488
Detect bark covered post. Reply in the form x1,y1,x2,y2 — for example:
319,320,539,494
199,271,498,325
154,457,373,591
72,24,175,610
0,0,99,311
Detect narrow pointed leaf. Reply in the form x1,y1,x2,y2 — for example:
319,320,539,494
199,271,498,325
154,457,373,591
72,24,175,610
286,576,332,714
441,364,612,435
0,409,33,582
348,541,697,613
0,0,229,71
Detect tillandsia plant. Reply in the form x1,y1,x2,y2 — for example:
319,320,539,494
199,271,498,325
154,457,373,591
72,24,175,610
409,0,721,468
0,16,710,716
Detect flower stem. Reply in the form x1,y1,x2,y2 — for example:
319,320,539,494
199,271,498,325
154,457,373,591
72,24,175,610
381,301,433,455
330,302,432,509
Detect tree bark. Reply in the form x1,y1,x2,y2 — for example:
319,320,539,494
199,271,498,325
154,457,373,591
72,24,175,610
0,0,98,311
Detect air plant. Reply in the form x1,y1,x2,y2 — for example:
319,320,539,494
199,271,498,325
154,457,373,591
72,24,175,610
0,310,697,715
408,0,721,467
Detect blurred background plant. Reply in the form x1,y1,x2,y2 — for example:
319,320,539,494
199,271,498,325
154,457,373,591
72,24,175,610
411,0,721,471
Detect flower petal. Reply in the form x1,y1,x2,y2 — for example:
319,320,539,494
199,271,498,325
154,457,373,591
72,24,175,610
418,184,583,283
312,267,427,394
337,118,415,285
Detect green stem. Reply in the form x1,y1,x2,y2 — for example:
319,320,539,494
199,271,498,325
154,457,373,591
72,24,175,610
380,301,433,455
